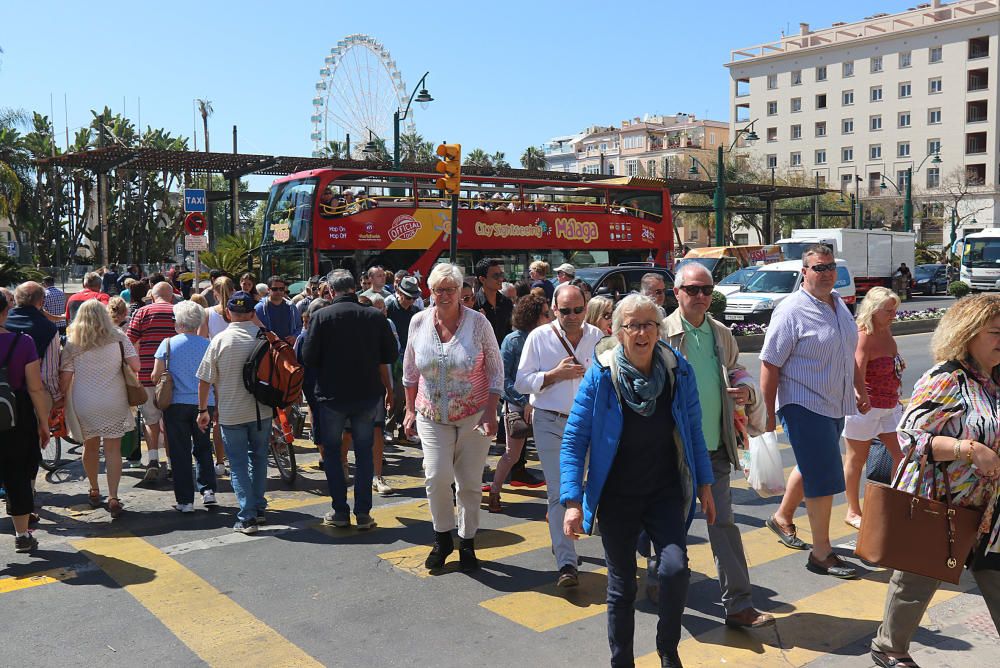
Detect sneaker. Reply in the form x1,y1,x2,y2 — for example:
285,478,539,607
201,490,217,506
256,511,267,525
323,510,351,527
173,503,194,513
355,514,376,530
233,519,258,535
372,476,394,496
556,564,579,588
14,533,38,553
123,460,143,470
160,461,172,480
510,467,545,488
214,463,227,477
142,463,160,482
406,434,421,445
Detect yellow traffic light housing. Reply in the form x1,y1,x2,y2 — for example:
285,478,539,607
435,143,462,195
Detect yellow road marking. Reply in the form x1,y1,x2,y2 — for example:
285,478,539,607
0,565,84,594
72,534,322,667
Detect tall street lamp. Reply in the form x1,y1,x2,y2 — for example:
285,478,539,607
879,151,941,232
688,120,759,245
393,72,433,170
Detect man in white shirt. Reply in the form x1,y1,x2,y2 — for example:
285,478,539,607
515,282,605,588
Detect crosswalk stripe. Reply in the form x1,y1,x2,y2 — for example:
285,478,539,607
72,533,323,667
479,503,856,631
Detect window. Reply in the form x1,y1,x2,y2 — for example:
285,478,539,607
791,69,802,85
815,149,827,165
843,89,854,106
870,144,882,160
767,100,778,116
766,154,777,169
843,61,854,77
842,174,854,190
790,151,802,166
929,108,942,124
871,55,883,73
899,51,911,68
842,118,854,134
791,97,802,112
966,131,987,154
815,121,827,137
625,159,639,176
969,68,989,92
766,127,777,142
842,146,854,162
898,170,909,188
899,81,911,98
599,142,607,151
928,138,941,156
929,77,942,94
929,46,942,63
926,167,940,188
816,93,827,109
816,65,827,81
870,86,883,102
898,141,910,158
767,73,778,89
647,160,656,177
791,124,802,140
870,114,882,131
898,111,911,128
622,135,644,149
734,233,750,245
969,36,990,60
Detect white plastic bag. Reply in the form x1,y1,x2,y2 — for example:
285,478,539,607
747,431,786,498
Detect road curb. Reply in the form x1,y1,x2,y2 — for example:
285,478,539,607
735,318,941,353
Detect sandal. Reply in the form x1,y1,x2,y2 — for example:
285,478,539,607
871,649,921,668
844,516,862,530
487,492,503,513
107,497,124,519
766,515,810,550
88,488,102,509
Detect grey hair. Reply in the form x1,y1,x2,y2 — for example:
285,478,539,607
326,269,355,294
611,293,667,339
428,263,464,290
551,281,586,308
368,293,386,310
306,297,331,318
173,300,205,332
83,271,102,290
673,262,713,288
13,281,44,307
640,272,666,294
802,243,834,263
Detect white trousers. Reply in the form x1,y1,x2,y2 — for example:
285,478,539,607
533,408,578,570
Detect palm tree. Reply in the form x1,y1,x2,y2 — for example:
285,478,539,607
520,146,547,171
322,140,349,159
398,130,435,164
492,151,511,170
464,148,493,168
196,99,213,152
0,126,25,220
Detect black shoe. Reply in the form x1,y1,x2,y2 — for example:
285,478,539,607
658,650,684,668
556,564,579,587
14,533,38,553
459,537,479,573
509,467,545,488
424,531,454,570
488,443,506,457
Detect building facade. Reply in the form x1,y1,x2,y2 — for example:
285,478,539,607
727,0,1000,242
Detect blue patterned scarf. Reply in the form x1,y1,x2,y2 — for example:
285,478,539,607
615,343,667,417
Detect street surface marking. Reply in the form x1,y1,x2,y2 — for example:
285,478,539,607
0,562,98,595
72,534,323,667
161,525,298,556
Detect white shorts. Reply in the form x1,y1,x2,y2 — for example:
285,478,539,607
138,386,163,424
842,404,902,441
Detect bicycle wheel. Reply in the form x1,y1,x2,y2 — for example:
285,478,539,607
41,435,63,471
269,426,297,485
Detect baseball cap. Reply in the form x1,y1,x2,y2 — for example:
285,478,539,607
555,263,576,276
227,291,256,314
397,276,421,300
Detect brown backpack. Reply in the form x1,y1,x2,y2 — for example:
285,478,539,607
242,330,305,422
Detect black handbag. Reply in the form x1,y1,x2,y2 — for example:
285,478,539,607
866,437,895,485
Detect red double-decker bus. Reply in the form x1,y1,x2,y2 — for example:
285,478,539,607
259,167,674,287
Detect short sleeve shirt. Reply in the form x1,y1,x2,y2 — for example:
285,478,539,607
196,321,270,426
0,332,39,391
155,334,215,407
681,316,723,451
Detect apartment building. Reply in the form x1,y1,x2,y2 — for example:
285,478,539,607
727,0,999,241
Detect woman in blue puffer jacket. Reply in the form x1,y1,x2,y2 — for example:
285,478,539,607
560,293,715,668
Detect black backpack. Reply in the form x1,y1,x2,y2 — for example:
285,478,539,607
0,332,23,431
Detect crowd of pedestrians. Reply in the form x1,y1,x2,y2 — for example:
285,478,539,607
2,249,999,668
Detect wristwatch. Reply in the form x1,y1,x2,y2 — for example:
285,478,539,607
197,408,209,414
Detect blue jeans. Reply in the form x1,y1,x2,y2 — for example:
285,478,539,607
220,419,271,524
318,398,379,516
163,404,217,504
598,490,689,667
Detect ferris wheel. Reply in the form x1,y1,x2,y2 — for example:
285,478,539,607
310,34,412,158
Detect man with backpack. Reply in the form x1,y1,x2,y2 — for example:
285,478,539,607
196,291,274,534
302,269,397,530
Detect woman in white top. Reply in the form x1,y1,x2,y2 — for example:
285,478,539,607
202,275,234,475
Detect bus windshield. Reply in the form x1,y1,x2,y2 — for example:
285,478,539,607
964,239,1000,268
263,178,317,244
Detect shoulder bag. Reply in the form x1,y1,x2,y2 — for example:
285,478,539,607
153,339,174,410
120,341,148,407
549,323,581,364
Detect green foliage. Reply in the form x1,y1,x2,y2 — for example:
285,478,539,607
398,131,435,164
464,148,493,168
0,252,43,287
948,281,971,299
709,291,727,318
520,146,546,171
198,228,262,276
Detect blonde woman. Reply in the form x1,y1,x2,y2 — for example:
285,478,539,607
841,287,904,530
585,295,614,336
107,296,129,330
59,299,140,518
206,277,235,339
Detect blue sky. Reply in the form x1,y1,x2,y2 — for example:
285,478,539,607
3,1,915,174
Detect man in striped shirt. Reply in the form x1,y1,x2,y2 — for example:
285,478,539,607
127,281,177,480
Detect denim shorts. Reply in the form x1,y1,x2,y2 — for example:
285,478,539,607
778,403,846,498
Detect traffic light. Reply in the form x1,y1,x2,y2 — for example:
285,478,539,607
435,143,462,195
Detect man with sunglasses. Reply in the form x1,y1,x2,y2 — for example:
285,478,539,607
515,282,604,587
641,273,668,308
662,263,774,629
253,276,302,346
760,245,864,580
473,258,514,346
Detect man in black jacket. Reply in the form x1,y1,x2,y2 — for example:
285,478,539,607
302,269,397,530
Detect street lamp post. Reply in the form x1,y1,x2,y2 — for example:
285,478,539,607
880,152,941,232
689,120,759,245
393,72,433,170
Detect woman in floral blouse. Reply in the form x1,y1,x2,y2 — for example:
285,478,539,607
870,294,1000,668
403,263,503,573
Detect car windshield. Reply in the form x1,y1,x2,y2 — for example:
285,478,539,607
742,270,799,294
719,267,759,286
915,264,938,278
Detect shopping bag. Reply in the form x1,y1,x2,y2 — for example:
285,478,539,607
865,437,895,485
747,431,786,498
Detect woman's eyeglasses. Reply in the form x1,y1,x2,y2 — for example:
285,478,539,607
432,287,457,296
678,285,714,297
622,321,658,335
557,306,585,315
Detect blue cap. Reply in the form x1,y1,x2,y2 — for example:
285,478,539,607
227,291,256,314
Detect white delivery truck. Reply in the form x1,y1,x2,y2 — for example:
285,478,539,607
775,228,915,293
956,229,1000,291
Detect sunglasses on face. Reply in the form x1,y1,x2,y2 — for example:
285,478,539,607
487,272,504,280
271,287,287,292
678,285,714,296
557,306,585,315
461,295,474,303
806,262,838,273
601,312,612,320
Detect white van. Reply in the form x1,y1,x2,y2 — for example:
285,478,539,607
721,258,856,326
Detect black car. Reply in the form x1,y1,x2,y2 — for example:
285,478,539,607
913,263,951,295
571,264,678,314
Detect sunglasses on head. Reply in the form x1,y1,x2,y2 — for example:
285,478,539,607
557,306,585,315
678,285,714,296
806,262,838,273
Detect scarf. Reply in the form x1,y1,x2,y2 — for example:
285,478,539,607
615,342,667,417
